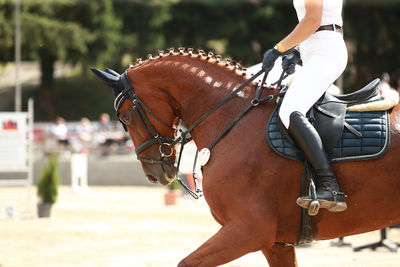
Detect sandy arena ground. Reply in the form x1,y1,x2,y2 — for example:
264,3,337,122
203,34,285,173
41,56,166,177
0,186,399,267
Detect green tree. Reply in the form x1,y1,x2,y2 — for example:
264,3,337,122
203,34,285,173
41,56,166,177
37,154,60,204
20,0,121,87
114,1,296,67
0,0,14,63
0,0,121,116
161,1,297,66
344,2,400,90
113,0,179,68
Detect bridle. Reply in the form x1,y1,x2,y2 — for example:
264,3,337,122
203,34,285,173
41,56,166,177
114,68,271,164
115,71,177,165
107,67,286,198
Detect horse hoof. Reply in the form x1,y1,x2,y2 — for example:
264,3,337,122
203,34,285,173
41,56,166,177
308,200,320,216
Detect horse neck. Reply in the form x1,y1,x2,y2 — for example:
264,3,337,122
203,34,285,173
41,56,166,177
130,54,260,147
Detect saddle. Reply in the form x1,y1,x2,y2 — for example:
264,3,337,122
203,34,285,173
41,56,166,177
267,78,392,246
267,78,391,162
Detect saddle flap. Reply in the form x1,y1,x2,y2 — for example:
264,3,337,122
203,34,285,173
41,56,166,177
313,101,347,152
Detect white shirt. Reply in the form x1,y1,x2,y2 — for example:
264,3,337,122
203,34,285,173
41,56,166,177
50,123,68,140
293,0,343,27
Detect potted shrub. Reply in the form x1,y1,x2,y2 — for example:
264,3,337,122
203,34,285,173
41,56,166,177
37,154,60,217
164,179,182,205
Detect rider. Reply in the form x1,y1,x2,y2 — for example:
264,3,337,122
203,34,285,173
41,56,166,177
262,0,347,212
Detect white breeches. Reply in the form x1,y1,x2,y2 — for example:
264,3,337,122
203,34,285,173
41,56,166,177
279,31,348,129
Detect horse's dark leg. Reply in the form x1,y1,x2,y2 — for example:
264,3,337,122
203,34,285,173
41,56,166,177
177,220,276,267
262,246,298,267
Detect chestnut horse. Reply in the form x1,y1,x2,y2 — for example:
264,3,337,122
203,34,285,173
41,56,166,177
92,49,400,266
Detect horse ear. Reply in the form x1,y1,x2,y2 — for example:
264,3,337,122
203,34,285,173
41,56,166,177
105,68,120,77
90,67,120,88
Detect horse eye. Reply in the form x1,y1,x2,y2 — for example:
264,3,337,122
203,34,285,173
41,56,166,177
121,114,130,124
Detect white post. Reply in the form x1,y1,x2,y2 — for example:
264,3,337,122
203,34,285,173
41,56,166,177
71,153,90,195
26,98,34,216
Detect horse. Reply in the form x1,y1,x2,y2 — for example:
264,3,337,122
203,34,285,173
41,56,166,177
91,48,400,266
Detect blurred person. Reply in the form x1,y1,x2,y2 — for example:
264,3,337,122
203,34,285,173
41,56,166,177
76,117,93,152
49,116,69,147
95,113,127,156
97,113,113,132
261,0,347,212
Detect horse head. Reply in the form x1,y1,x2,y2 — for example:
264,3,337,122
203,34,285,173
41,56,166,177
91,50,264,185
90,67,180,185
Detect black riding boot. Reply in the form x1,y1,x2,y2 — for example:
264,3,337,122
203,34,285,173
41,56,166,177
288,111,347,212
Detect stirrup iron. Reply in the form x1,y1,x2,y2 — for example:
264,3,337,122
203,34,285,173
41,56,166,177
308,200,320,216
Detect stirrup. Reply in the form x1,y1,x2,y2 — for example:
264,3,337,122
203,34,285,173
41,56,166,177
296,194,347,215
308,200,320,216
296,197,320,216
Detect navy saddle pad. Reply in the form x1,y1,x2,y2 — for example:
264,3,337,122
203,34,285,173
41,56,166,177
266,107,390,162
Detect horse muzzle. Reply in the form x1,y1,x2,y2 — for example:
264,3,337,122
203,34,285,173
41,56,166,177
146,174,175,185
146,174,159,184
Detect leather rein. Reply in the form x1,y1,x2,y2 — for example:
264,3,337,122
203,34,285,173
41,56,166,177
116,68,286,198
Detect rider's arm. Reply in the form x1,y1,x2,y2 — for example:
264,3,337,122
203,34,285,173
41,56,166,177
276,0,323,52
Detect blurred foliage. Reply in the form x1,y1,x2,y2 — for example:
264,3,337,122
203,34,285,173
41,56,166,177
112,1,297,71
167,179,182,190
0,0,121,87
344,3,400,91
1,0,400,118
37,154,60,204
22,75,115,121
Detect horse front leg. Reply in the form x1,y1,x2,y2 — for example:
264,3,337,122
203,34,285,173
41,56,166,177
178,220,276,267
262,245,298,267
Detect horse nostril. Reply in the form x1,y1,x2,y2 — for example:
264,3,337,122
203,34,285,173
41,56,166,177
147,175,158,184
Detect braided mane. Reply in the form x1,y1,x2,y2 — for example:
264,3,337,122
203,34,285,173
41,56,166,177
128,47,261,85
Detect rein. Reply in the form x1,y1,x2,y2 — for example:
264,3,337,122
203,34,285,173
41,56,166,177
118,68,286,198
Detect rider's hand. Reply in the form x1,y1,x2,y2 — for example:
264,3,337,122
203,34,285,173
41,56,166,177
262,48,282,72
281,49,301,75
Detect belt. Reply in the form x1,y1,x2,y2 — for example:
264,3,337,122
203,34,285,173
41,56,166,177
316,24,342,34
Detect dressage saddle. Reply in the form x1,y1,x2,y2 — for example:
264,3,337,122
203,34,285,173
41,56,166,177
267,78,390,163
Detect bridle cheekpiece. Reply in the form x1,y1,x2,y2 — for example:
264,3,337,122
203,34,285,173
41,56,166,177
107,68,178,165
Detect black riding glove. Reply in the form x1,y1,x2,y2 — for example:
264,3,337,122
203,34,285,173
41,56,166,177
281,49,301,75
262,48,282,72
